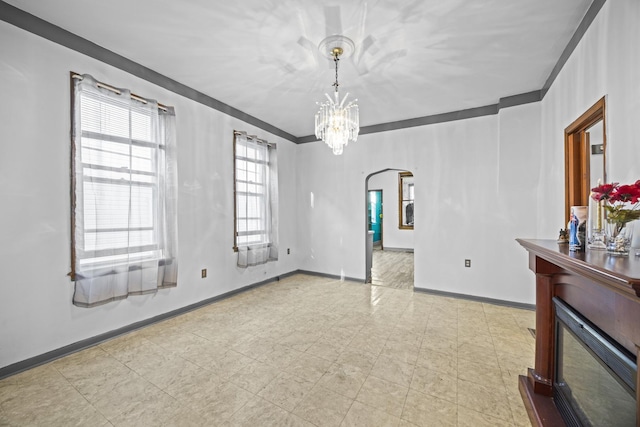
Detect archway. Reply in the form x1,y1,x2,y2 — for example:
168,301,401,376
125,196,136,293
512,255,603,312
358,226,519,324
365,169,415,290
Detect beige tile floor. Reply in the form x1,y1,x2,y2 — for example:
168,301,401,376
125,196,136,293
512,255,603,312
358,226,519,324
0,274,535,426
371,248,414,291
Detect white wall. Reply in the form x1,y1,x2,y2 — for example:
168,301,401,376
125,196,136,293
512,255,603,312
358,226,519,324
367,170,414,250
297,103,541,303
0,22,299,369
538,0,640,237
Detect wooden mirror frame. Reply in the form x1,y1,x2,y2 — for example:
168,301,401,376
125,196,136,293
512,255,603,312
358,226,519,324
564,97,606,224
398,172,414,229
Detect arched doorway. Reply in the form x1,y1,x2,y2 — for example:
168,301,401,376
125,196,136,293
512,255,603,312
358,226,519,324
365,169,415,290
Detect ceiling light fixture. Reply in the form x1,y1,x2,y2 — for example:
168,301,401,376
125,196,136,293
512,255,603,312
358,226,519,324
315,35,359,155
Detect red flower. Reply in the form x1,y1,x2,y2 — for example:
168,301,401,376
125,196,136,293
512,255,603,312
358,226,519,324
591,182,618,201
610,184,640,204
597,180,640,224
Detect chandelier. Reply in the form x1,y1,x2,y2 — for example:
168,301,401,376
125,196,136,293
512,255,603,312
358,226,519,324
315,36,359,155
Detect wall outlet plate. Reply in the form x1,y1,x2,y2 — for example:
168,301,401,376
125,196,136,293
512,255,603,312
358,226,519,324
201,269,207,278
464,259,471,268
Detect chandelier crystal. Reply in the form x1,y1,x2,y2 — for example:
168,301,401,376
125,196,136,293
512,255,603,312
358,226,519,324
315,41,359,155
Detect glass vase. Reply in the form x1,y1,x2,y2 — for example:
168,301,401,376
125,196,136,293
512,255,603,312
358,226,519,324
587,197,606,250
605,221,634,256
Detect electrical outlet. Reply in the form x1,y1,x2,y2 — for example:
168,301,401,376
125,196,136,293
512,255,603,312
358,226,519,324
201,269,207,278
287,248,290,254
464,259,471,268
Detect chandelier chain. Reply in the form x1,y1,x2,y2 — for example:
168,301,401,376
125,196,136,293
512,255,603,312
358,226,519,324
333,53,339,92
333,53,340,92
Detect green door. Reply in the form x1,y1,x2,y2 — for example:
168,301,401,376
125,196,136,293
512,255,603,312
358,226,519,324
368,190,382,243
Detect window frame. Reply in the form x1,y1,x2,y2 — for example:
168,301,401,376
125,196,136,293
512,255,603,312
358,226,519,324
232,131,272,251
69,72,165,279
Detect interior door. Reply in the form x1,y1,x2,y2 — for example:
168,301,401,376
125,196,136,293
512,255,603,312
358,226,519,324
368,190,383,244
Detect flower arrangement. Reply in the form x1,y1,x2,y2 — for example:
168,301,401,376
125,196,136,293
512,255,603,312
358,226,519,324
591,180,640,255
591,181,640,227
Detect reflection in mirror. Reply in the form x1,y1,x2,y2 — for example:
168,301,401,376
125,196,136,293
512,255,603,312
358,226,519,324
399,172,414,229
586,120,605,190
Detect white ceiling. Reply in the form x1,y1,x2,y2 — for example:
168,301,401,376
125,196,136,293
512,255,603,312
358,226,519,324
7,0,592,138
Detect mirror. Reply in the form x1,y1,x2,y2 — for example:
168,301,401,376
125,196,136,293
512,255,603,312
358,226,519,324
399,172,414,229
587,120,605,188
564,97,606,223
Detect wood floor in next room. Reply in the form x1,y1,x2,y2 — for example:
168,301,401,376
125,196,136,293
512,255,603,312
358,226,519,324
0,274,534,426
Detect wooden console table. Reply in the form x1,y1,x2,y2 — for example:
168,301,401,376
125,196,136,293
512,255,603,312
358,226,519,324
516,239,640,426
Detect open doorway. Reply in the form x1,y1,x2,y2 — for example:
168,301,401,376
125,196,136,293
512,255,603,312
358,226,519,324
368,189,383,248
365,169,414,290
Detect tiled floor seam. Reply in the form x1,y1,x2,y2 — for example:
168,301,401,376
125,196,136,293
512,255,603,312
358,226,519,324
53,365,109,423
396,375,412,425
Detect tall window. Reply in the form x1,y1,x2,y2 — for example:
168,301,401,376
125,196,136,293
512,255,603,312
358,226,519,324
71,73,178,307
233,131,278,267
